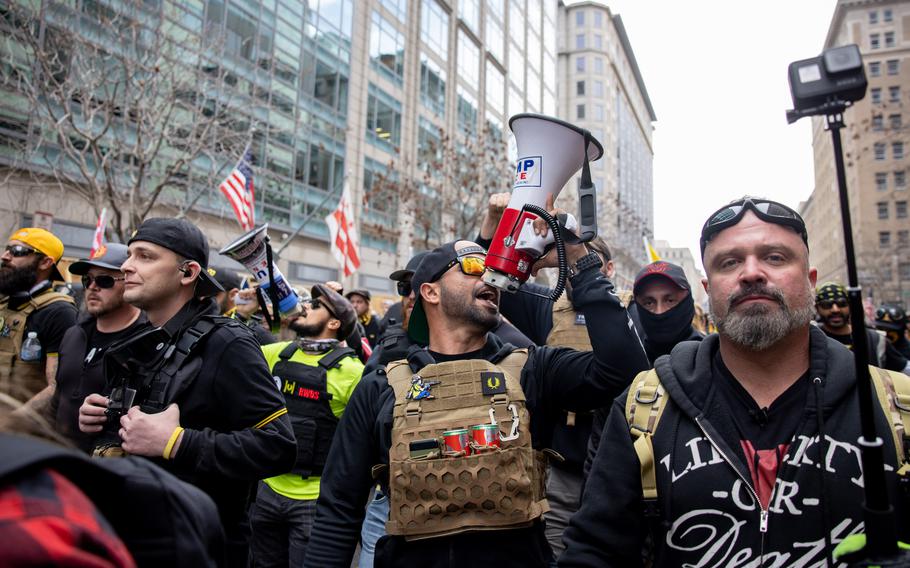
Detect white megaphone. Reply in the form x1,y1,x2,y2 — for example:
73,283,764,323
483,114,603,295
219,224,301,315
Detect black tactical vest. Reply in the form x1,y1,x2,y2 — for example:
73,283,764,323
272,343,355,478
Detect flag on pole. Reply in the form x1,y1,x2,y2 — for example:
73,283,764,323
90,208,107,258
219,147,256,231
325,182,361,277
643,235,662,263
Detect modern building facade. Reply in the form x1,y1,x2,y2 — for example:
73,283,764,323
556,0,656,290
651,239,708,309
0,0,558,302
801,0,910,306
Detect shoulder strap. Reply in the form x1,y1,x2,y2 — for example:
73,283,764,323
385,359,415,400
625,368,668,511
870,365,910,474
496,348,529,381
318,347,357,370
278,342,299,361
30,291,76,310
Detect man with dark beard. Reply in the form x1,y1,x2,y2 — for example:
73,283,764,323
0,227,77,401
250,283,361,567
815,282,909,374
305,239,648,567
41,244,147,451
561,198,910,567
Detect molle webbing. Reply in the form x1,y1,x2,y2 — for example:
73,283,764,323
384,350,549,539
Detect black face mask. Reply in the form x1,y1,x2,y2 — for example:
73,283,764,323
636,292,696,347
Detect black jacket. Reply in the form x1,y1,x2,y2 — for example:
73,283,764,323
560,327,909,567
304,266,649,567
98,299,296,534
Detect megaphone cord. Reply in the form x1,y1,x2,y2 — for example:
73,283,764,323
523,204,567,302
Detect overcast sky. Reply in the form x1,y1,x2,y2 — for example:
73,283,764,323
570,0,839,271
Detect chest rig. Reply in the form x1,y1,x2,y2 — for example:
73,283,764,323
272,343,355,478
546,294,592,351
0,291,75,400
384,349,549,539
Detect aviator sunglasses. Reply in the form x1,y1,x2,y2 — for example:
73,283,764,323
82,274,125,289
700,198,808,256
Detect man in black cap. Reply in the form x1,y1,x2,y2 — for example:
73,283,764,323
77,218,296,565
345,289,384,348
876,303,910,360
306,237,649,567
43,244,147,451
631,260,704,364
250,284,362,567
212,268,277,345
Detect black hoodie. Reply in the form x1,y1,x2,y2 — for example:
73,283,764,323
560,326,909,567
304,265,650,568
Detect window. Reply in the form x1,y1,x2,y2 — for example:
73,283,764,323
456,87,478,134
880,231,891,248
366,85,402,151
899,230,910,246
593,80,604,97
872,87,882,104
577,104,585,119
890,114,903,130
593,10,602,27
870,61,881,76
885,31,895,48
878,201,889,219
888,59,900,75
370,11,405,83
594,57,604,74
576,34,585,49
457,31,480,88
379,0,407,22
593,34,602,49
875,143,887,160
897,200,908,218
877,172,889,190
486,61,505,114
884,8,893,22
894,141,904,159
594,103,604,120
486,15,504,63
419,53,446,116
459,0,480,32
874,114,884,131
890,86,901,102
576,80,585,95
421,0,448,58
488,0,505,20
896,170,907,188
872,33,881,49
576,55,585,72
575,10,584,26
870,11,878,24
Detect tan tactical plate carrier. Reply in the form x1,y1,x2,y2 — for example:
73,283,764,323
0,292,75,400
385,350,549,539
546,295,592,352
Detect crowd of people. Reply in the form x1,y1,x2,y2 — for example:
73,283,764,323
1,194,909,567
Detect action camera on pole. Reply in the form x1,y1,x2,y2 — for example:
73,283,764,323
786,44,867,123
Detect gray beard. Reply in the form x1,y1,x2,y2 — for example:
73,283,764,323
711,286,816,351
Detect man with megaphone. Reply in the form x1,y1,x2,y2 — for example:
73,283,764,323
304,230,649,567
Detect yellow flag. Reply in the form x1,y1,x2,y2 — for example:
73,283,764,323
643,236,661,263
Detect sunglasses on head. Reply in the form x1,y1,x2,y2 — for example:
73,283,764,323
5,244,40,258
700,198,808,255
82,274,125,289
430,254,487,283
818,298,848,310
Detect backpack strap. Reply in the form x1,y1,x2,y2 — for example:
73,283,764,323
869,365,910,474
625,368,667,516
278,342,299,361
318,347,357,370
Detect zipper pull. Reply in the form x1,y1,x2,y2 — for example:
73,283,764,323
759,509,769,533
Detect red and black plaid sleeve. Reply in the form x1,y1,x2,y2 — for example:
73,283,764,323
0,468,135,567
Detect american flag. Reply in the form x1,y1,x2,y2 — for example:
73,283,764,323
90,208,107,257
325,182,361,277
219,148,255,231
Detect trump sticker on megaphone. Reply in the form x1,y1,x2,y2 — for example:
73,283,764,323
514,156,542,188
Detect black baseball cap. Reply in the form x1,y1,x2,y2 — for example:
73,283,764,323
129,218,223,296
633,261,690,297
68,243,130,275
312,283,357,340
407,241,487,344
389,251,430,282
